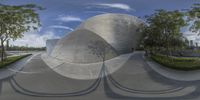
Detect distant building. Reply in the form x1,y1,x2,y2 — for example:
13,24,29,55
46,39,59,55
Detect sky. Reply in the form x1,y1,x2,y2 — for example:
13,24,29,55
1,0,200,47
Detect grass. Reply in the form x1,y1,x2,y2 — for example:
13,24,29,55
151,54,200,71
194,50,200,53
0,54,32,68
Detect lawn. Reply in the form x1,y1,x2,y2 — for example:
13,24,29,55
194,50,200,53
151,54,200,71
0,54,32,68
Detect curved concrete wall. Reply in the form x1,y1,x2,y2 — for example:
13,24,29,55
51,29,118,63
49,13,144,64
77,13,144,54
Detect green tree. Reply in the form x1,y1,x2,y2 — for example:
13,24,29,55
143,9,187,56
0,4,43,61
187,3,200,35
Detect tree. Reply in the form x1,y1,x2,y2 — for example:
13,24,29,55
187,3,200,35
142,25,164,54
0,4,43,61
142,9,187,56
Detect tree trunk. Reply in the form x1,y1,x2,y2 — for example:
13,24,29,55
1,38,4,62
166,42,170,57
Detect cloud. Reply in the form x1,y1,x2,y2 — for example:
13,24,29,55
183,31,200,45
196,37,200,41
84,11,109,14
57,16,82,22
49,25,74,31
89,3,135,11
10,31,60,47
183,31,197,39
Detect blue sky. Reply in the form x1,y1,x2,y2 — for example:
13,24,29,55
1,0,199,47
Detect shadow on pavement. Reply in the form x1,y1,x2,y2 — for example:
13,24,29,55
8,66,104,97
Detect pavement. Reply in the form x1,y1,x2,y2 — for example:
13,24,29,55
0,51,200,100
41,52,133,80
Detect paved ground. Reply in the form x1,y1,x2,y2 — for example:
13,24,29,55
0,52,200,100
41,52,133,80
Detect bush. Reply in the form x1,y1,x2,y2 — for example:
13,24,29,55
151,54,200,71
0,54,32,68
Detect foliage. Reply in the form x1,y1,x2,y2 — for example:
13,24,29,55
0,54,32,68
151,54,200,71
142,9,187,54
8,45,45,51
0,4,42,40
0,4,42,61
194,49,200,53
187,3,200,35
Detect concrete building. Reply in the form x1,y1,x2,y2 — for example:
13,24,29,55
46,39,59,55
50,29,118,63
47,13,144,63
43,13,145,79
77,13,144,54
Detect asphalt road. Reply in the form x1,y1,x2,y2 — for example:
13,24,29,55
0,52,200,100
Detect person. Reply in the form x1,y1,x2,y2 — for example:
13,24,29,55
132,48,135,52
